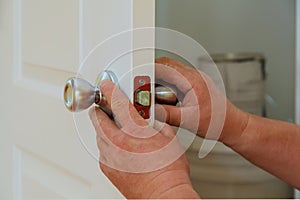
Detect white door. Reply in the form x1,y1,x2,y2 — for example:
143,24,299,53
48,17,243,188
0,0,154,199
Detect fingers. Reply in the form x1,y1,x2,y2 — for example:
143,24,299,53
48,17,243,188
155,57,202,94
153,120,176,139
100,80,148,129
155,104,182,127
89,106,130,161
155,104,199,133
89,107,121,141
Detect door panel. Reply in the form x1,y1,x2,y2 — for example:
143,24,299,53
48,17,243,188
14,146,92,199
0,0,155,199
22,0,79,72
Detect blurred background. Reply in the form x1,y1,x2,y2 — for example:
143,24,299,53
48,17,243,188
156,0,295,122
156,0,296,198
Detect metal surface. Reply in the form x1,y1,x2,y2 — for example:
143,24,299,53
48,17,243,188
63,71,178,112
95,70,119,88
64,77,97,112
63,71,118,112
155,85,178,105
136,90,151,106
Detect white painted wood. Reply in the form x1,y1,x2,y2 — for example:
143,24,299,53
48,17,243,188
295,0,300,198
0,0,155,199
133,0,155,123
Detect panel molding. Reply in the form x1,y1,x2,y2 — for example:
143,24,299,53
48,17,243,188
13,0,22,82
12,146,22,200
13,145,91,199
13,0,80,98
78,0,84,65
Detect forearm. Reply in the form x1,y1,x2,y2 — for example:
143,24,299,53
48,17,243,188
223,113,300,189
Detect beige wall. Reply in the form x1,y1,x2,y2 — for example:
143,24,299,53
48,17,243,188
156,0,296,121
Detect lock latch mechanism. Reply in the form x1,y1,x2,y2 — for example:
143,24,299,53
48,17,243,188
134,76,151,119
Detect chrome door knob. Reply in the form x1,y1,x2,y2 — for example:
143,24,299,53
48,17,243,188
155,85,178,105
64,77,99,112
63,71,178,112
64,71,117,112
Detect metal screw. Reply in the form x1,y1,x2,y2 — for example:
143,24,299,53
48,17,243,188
138,79,145,86
138,110,145,116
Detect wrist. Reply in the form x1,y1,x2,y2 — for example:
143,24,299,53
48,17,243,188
156,183,200,199
220,101,250,147
144,170,198,199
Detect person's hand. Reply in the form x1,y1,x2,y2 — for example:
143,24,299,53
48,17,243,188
155,57,250,146
89,80,199,199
